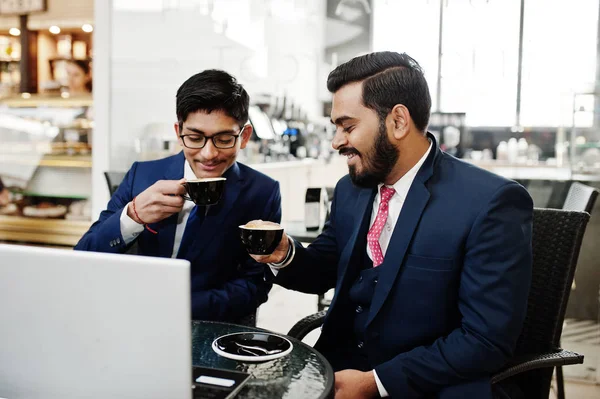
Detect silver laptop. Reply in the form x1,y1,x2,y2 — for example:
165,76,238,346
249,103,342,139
0,243,192,399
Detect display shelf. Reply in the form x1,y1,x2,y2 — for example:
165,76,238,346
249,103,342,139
0,215,90,247
0,154,92,168
19,192,88,200
0,94,93,107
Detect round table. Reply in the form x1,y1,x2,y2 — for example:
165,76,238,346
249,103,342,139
191,321,334,399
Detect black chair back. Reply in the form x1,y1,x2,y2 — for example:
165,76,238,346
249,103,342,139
562,182,599,214
104,171,126,197
509,208,590,398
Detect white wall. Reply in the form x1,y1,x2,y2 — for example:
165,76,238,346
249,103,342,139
91,0,110,219
108,0,326,171
92,0,329,218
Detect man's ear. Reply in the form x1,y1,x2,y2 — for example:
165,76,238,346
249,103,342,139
174,122,182,143
390,104,410,140
239,124,253,149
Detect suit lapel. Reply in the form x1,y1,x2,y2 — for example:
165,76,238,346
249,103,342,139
366,182,430,327
180,162,244,262
147,152,184,258
366,132,440,327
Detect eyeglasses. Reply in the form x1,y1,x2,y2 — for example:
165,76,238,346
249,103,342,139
180,125,247,149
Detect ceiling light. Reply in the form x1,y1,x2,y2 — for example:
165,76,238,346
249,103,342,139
49,26,61,34
82,24,93,33
9,28,20,36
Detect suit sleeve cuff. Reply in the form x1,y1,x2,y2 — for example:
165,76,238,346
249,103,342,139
373,370,389,397
120,203,144,245
268,236,295,274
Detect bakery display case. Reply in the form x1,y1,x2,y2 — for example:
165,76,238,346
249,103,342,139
0,94,93,246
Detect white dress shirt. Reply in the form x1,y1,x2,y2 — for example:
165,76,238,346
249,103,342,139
120,159,196,258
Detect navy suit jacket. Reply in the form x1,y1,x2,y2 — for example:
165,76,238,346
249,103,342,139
275,134,533,398
75,152,281,322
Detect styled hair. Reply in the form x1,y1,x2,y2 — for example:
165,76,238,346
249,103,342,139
176,69,249,127
327,51,431,132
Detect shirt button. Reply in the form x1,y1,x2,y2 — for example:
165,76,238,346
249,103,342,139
373,279,378,284
356,305,363,314
357,341,364,349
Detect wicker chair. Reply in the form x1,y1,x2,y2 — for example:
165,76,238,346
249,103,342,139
554,181,599,398
562,182,599,214
288,208,590,398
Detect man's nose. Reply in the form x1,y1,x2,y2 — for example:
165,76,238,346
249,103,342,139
201,139,219,159
331,129,347,151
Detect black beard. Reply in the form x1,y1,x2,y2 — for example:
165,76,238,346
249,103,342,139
349,121,398,188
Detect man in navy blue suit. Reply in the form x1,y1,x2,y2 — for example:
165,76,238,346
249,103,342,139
251,52,533,398
76,70,281,323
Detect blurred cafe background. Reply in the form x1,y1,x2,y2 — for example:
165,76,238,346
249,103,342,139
0,0,599,396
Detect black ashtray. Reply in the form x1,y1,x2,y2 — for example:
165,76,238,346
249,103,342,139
212,332,293,362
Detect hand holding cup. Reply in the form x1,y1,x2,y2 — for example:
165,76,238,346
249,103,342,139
127,179,186,224
240,220,290,263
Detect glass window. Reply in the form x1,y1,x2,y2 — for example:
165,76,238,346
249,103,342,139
520,0,599,127
440,0,521,127
372,0,441,111
373,0,599,128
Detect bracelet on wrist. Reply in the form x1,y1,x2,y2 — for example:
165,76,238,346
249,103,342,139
132,196,158,234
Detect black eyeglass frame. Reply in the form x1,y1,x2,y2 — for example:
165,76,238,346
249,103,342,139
179,124,248,149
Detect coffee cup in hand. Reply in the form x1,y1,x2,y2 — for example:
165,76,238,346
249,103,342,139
181,177,226,206
239,220,284,255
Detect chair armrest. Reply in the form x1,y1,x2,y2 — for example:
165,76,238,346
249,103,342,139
289,314,584,384
491,349,583,384
287,310,327,340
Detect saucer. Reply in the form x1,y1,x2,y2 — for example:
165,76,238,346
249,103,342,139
212,332,293,362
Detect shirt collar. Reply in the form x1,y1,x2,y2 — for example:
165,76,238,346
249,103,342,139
184,158,197,180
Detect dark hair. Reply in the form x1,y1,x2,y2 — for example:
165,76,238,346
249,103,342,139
327,51,431,132
176,69,249,128
69,59,92,92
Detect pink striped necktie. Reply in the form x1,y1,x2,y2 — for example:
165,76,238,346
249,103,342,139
367,186,396,267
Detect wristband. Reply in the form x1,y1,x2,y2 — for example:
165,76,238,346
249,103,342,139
132,196,158,234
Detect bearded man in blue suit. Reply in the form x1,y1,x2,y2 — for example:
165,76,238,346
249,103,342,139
251,52,533,398
76,70,281,323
